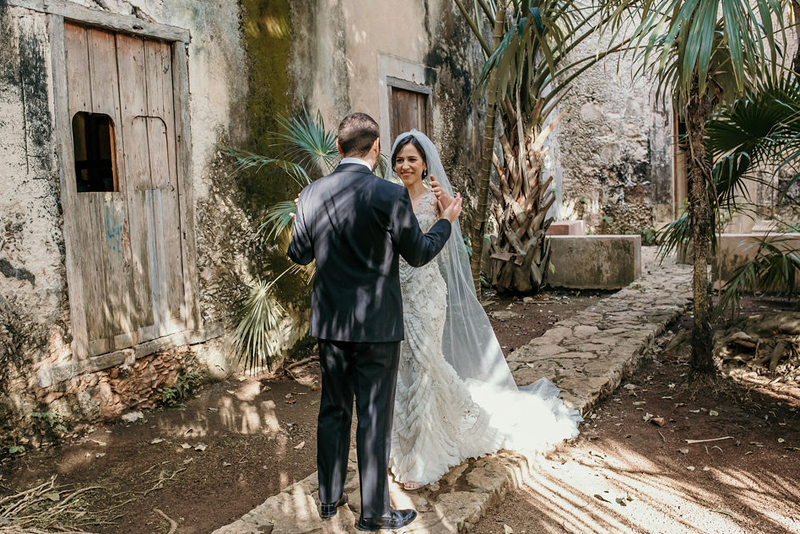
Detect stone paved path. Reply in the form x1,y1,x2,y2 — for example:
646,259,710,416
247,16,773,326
213,249,692,534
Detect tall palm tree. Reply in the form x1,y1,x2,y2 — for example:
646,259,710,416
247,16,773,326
661,73,800,317
454,0,630,293
604,0,785,380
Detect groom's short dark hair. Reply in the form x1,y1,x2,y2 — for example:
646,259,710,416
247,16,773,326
338,113,380,157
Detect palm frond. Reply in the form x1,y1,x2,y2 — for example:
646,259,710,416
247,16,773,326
274,109,340,175
232,265,309,374
656,213,690,260
220,147,314,188
611,0,784,107
258,200,297,242
715,236,800,318
708,72,800,210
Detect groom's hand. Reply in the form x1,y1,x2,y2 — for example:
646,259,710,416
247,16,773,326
440,193,462,223
430,177,453,210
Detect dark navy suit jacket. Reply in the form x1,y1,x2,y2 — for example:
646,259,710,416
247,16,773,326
288,163,452,342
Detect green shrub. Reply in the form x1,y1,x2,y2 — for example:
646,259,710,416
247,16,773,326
161,371,202,406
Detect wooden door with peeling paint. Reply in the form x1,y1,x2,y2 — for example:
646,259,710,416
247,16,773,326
64,22,186,356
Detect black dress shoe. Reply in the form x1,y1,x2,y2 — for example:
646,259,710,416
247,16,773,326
356,508,417,531
319,492,348,518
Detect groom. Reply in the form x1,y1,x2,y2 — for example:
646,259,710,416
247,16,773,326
288,113,462,531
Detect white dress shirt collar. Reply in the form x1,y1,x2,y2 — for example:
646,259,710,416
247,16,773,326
340,157,373,171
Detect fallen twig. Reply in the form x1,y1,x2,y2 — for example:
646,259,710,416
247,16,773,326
285,356,319,371
658,431,666,442
685,436,734,444
142,467,188,496
154,508,178,534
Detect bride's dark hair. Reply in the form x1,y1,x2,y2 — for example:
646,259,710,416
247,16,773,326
391,135,428,178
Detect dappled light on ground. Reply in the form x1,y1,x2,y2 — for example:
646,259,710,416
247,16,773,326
0,376,322,534
493,436,800,534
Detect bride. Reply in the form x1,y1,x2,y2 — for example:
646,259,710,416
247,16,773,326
388,130,582,490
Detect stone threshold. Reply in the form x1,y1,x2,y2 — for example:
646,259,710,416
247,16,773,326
36,323,225,388
213,250,692,534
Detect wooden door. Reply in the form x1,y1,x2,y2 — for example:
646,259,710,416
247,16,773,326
391,87,428,141
116,34,185,340
64,23,186,356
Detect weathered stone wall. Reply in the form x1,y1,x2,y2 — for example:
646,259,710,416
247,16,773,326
0,0,488,441
1,6,72,445
0,0,255,444
551,25,674,236
288,0,487,237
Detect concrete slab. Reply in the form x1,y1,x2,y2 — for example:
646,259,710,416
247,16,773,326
547,235,642,289
546,220,585,236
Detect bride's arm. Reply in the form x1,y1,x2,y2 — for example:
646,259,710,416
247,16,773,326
430,177,453,212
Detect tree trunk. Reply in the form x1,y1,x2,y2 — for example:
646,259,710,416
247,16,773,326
684,81,717,379
470,3,507,295
793,0,800,74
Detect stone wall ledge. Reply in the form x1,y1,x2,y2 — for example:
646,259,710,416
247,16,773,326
713,233,800,289
547,235,642,289
35,323,225,388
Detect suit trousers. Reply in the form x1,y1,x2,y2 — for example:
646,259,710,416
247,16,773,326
317,339,401,518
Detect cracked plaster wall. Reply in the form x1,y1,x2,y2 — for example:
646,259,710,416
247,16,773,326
550,25,674,236
0,0,253,438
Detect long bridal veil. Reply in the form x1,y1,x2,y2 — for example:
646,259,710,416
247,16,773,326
391,130,581,455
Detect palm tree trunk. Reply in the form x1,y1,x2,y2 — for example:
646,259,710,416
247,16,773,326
793,0,800,74
470,2,507,295
684,81,717,379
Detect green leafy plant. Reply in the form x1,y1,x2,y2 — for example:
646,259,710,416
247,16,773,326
161,370,202,406
30,411,67,434
231,265,309,374
223,109,340,242
716,236,800,318
639,227,657,246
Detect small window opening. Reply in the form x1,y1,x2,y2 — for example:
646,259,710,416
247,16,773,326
72,112,118,192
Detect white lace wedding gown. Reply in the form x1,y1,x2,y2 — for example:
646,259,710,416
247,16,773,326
390,191,581,485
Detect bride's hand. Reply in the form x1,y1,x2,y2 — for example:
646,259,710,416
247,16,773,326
440,193,462,223
430,177,454,210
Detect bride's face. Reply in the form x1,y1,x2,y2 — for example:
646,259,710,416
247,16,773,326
394,143,427,188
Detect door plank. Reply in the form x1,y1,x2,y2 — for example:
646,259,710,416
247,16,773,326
64,23,90,115
116,35,155,333
87,28,118,119
145,39,185,330
101,192,135,344
87,27,135,342
79,193,110,353
171,42,199,330
53,16,90,358
146,117,184,328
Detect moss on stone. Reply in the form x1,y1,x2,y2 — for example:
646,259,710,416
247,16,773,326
238,0,309,306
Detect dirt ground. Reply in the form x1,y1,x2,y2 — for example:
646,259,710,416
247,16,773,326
474,298,800,534
1,290,798,534
0,289,602,534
